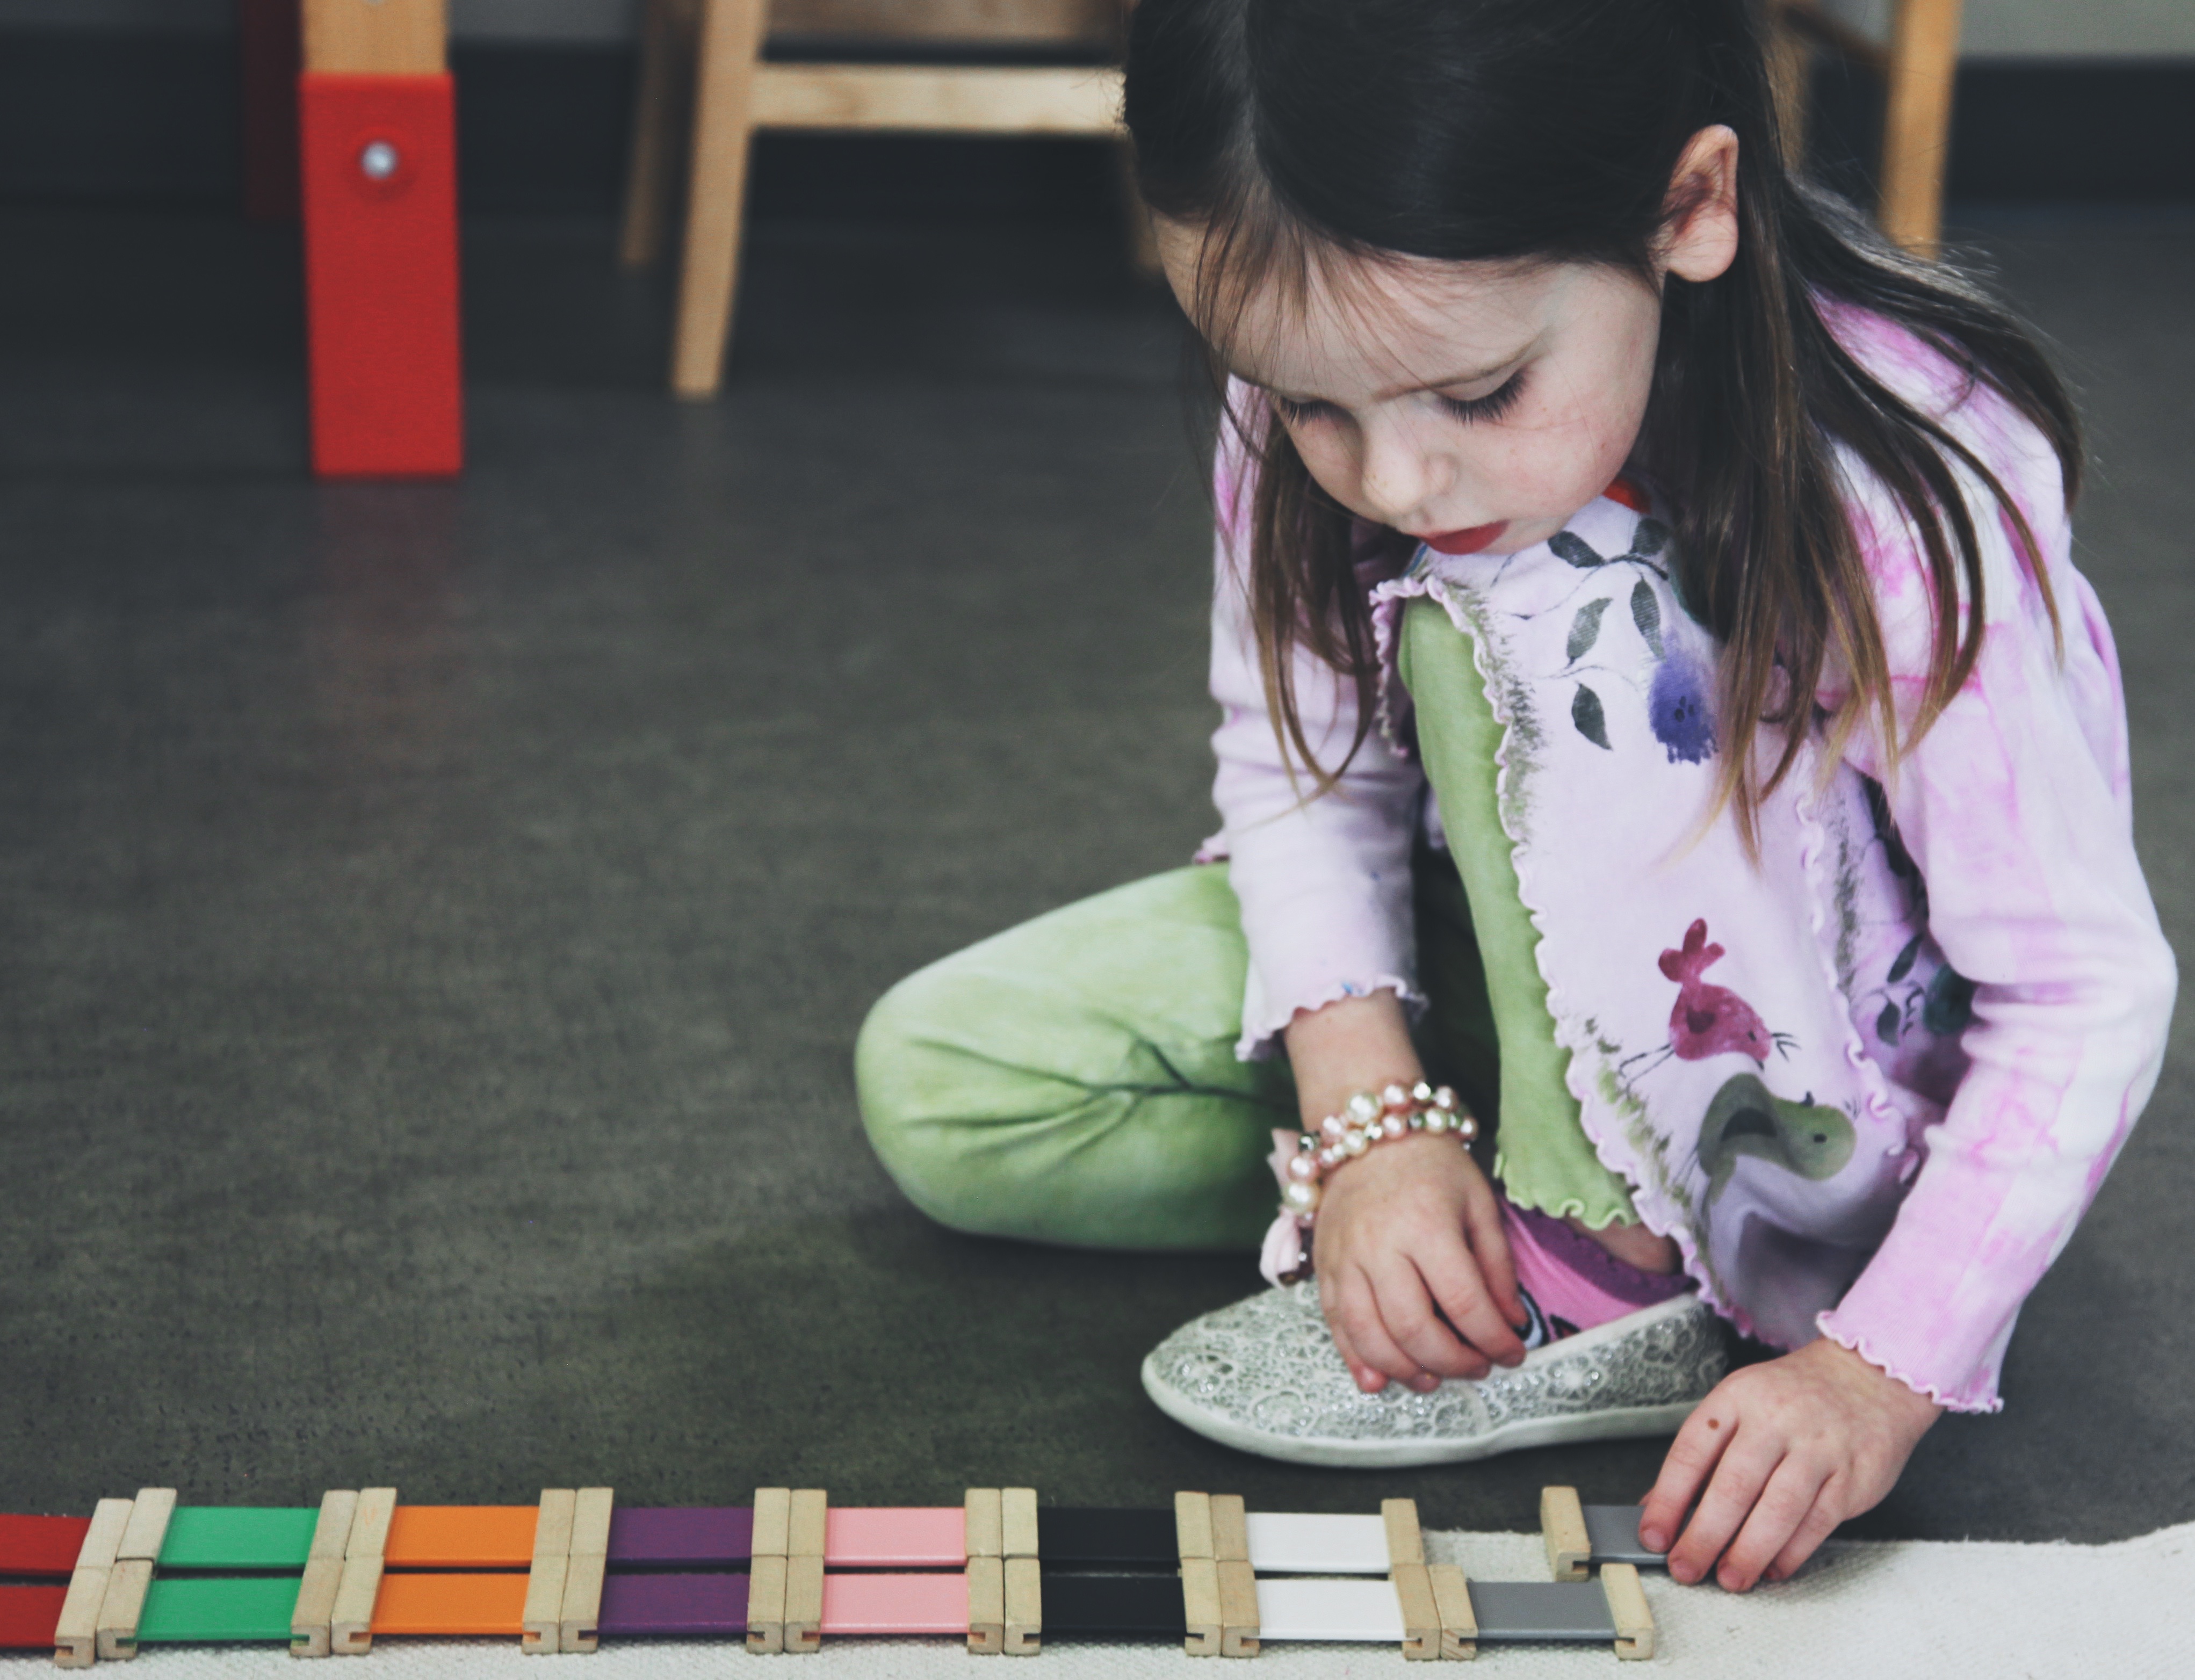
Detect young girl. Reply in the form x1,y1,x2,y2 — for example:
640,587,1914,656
855,0,2175,1593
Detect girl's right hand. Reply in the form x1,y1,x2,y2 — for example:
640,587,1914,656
1284,988,1529,1392
1311,1127,1530,1392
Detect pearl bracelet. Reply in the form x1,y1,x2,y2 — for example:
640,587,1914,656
1278,1081,1477,1223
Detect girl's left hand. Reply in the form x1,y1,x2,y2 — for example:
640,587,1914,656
1637,1337,1942,1591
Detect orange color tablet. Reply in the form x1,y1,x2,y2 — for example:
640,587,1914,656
383,1507,538,1569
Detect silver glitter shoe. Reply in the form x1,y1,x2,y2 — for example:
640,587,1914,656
1140,1281,1727,1468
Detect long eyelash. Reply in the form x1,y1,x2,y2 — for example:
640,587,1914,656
1440,370,1527,424
1272,373,1526,429
1270,394,1332,425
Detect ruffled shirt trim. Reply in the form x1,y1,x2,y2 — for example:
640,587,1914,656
1369,562,1743,1329
1236,972,1429,1065
1375,496,1945,1380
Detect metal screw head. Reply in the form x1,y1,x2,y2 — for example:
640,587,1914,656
359,141,401,182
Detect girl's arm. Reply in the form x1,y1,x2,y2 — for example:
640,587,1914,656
1813,457,2176,1414
1284,993,1528,1387
1204,409,1426,1063
1206,410,1528,1384
1647,383,2176,1590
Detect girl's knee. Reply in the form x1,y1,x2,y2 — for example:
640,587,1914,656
854,971,969,1197
854,962,1063,1234
855,968,1277,1248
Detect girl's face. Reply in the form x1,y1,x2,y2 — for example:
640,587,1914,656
1157,128,1740,557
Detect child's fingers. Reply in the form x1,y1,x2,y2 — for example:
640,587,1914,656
1458,1187,1525,1330
1712,1457,1829,1591
1664,1429,1782,1586
1412,1234,1525,1370
1324,1314,1389,1395
1318,1276,1380,1389
1369,1260,1491,1383
1762,1488,1846,1585
1326,1268,1435,1391
1639,1393,1735,1553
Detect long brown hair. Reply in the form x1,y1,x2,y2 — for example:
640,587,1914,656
1124,0,2081,835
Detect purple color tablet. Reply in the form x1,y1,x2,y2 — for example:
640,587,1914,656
605,1508,755,1568
597,1573,750,1639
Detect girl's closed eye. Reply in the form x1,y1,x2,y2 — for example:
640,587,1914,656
1268,393,1337,425
1269,369,1526,429
1436,368,1527,424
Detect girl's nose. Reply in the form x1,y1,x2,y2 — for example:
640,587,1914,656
1355,418,1447,528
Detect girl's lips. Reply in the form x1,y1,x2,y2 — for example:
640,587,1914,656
1420,521,1507,555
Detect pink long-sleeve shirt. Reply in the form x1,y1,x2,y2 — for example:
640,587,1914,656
1200,309,2176,1410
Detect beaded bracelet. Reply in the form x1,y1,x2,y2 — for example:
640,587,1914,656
1278,1081,1477,1225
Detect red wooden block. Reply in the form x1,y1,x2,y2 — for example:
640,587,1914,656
299,71,464,479
0,1516,92,1577
0,1585,68,1650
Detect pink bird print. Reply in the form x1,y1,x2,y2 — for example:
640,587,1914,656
1659,919,1780,1062
1618,920,1800,1091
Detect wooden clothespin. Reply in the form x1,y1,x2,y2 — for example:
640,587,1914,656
330,1488,396,1655
521,1490,575,1655
291,1491,360,1659
784,1490,827,1654
1175,1492,1257,1659
558,1489,613,1654
1541,1487,1593,1582
964,1490,1005,1655
95,1489,176,1661
53,1499,132,1669
1001,1489,1040,1657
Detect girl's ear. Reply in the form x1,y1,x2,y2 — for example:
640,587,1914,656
1662,125,1742,285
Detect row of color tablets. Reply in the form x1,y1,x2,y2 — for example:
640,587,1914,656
0,1486,1660,1663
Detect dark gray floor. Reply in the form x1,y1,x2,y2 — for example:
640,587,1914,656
1,202,2189,1543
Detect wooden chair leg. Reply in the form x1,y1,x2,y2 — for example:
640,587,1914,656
1764,2,1816,172
619,0,698,269
672,0,769,400
1879,0,1964,256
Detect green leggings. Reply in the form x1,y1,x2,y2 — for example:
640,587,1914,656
855,598,1638,1250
